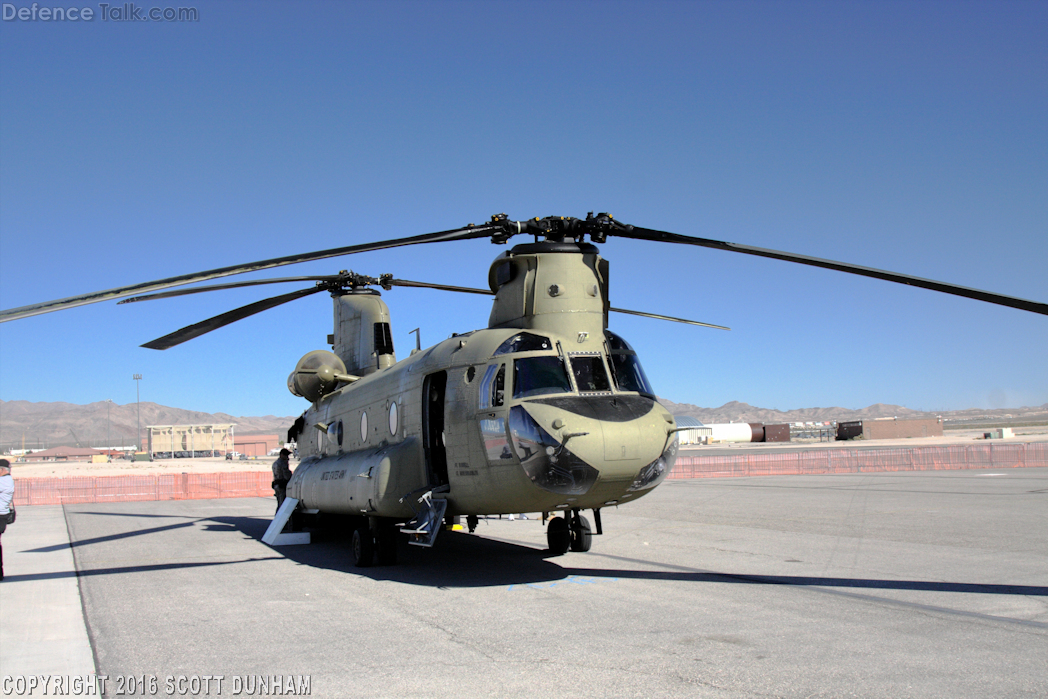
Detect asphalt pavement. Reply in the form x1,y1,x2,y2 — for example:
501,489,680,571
2,468,1046,698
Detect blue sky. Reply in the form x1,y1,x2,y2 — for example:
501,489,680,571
1,0,1045,418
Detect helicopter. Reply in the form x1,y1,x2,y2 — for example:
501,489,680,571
2,213,1046,566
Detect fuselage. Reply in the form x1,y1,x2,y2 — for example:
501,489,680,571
287,326,678,518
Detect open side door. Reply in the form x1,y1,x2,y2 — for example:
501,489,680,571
422,371,449,488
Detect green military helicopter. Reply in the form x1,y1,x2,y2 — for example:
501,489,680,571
3,213,1046,566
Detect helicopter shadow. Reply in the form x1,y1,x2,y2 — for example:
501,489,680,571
60,509,556,588
219,517,573,588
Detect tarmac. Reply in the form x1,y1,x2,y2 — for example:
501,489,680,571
1,467,1046,698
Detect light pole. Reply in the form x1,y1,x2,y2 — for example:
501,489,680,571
133,374,143,452
105,399,113,460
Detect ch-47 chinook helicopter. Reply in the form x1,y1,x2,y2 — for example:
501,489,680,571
3,213,1046,566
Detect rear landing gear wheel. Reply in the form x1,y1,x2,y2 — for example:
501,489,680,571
546,516,570,556
569,514,593,552
352,527,374,567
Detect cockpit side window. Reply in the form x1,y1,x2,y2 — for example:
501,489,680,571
479,365,495,409
604,331,655,396
568,355,612,393
493,364,505,407
513,356,572,399
479,363,507,408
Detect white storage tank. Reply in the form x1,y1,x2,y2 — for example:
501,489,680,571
707,423,761,443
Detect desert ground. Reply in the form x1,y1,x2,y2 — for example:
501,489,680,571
11,454,287,479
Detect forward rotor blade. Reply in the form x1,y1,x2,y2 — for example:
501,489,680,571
386,279,493,295
118,276,337,304
1,223,499,323
610,307,729,330
614,227,1048,316
142,286,326,350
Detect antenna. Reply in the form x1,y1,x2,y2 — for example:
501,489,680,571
409,328,421,353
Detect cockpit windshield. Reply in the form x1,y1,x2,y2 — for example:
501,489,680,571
568,355,611,393
513,356,572,399
605,331,655,396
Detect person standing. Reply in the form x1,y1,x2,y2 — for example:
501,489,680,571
271,448,293,514
0,459,14,581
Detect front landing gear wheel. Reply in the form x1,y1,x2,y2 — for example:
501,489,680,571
546,516,570,556
569,514,593,552
466,515,479,533
352,527,374,567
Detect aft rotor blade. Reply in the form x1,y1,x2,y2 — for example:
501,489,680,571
141,286,326,350
610,307,729,330
126,276,497,305
0,223,499,323
383,280,731,329
614,227,1048,316
384,279,732,329
118,276,337,304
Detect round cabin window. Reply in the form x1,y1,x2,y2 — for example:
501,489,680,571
389,402,399,436
360,411,368,443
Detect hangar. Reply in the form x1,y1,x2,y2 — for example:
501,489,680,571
673,416,713,445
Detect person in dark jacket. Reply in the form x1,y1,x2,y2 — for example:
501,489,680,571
271,449,293,514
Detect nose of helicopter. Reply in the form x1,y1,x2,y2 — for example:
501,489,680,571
509,396,677,496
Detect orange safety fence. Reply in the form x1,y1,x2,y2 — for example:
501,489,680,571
10,443,1047,506
14,471,273,506
668,442,1048,479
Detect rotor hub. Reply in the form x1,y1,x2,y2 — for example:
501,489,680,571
487,212,632,245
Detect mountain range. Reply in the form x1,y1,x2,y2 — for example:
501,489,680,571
0,400,296,450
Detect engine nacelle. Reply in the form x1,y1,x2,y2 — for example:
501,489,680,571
288,350,349,402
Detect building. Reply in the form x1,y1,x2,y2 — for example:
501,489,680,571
147,424,236,458
673,416,713,445
836,417,943,441
20,446,105,462
764,424,791,442
233,434,283,457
